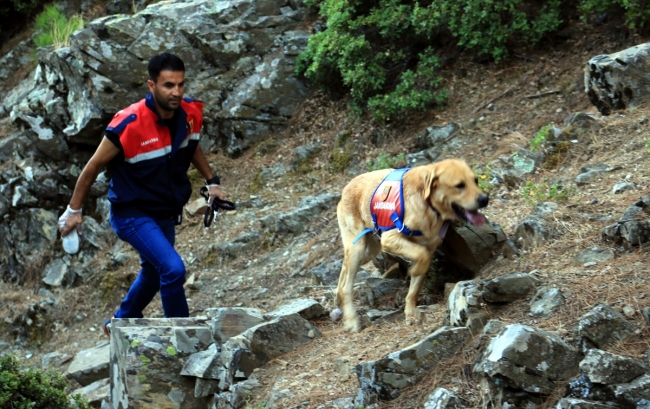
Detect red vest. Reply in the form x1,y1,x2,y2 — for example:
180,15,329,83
105,94,204,217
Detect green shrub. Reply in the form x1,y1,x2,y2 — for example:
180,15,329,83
34,5,84,48
0,354,92,409
366,152,405,171
521,179,575,206
297,0,563,121
530,123,554,152
579,0,650,29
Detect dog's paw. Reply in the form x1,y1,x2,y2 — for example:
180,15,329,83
404,308,423,325
343,314,361,332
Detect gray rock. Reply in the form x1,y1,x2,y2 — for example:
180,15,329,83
356,327,471,403
574,247,615,265
642,307,650,326
480,272,536,303
259,193,341,235
610,374,650,406
563,112,601,128
72,378,110,408
577,303,639,348
585,43,650,115
405,148,441,167
575,163,619,185
213,378,262,409
555,397,615,409
436,222,506,275
205,307,265,345
612,181,635,194
474,324,580,394
580,349,647,384
42,258,70,287
264,298,327,320
601,198,650,246
424,388,466,409
41,350,69,368
180,343,221,379
447,280,483,328
529,286,564,317
219,314,321,388
109,317,214,409
514,202,558,249
66,341,111,386
415,123,460,151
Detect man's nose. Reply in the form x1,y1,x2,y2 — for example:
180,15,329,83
478,194,489,208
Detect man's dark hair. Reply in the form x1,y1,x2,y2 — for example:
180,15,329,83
148,53,185,83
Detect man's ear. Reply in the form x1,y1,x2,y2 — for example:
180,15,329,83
423,166,438,201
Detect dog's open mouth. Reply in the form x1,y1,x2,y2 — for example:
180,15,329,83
452,203,486,226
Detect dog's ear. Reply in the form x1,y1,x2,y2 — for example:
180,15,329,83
423,166,438,201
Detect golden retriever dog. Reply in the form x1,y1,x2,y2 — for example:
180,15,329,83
335,159,489,331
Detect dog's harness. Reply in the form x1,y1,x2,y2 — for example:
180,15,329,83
352,168,423,244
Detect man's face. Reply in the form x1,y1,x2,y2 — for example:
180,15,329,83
147,69,185,117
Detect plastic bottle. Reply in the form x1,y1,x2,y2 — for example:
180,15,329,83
62,229,80,254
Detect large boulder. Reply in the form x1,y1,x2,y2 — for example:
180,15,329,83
474,324,580,394
585,43,650,115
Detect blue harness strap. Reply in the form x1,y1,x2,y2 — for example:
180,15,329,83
351,168,423,244
352,228,375,244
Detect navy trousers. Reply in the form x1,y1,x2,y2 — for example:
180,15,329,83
109,213,189,318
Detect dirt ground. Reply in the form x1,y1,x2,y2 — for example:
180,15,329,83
1,16,650,409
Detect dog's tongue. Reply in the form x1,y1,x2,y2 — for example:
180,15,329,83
465,210,486,227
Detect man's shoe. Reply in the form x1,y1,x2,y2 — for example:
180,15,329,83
103,317,114,336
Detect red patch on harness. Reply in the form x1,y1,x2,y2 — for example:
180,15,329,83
371,180,402,230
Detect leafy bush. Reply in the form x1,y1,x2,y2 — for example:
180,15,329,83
366,152,405,171
530,123,554,152
579,0,650,29
297,0,563,120
521,179,575,206
33,5,84,48
0,354,92,409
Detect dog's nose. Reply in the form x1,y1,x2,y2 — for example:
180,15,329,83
478,194,489,208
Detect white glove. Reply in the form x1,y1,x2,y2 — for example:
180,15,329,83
58,205,83,236
206,184,224,206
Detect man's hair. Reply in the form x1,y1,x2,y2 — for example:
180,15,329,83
148,53,185,82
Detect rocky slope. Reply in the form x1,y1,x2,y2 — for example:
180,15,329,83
0,4,650,409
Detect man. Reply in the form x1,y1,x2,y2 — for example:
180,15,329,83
57,53,224,333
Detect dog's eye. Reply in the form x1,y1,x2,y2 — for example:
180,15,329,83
475,178,479,185
456,182,466,189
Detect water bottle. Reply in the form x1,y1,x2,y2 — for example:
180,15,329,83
62,229,80,255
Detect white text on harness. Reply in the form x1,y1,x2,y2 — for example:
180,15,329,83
373,202,396,210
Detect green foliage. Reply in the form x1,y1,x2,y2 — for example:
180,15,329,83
330,130,353,172
579,0,650,29
530,123,554,152
34,5,84,48
366,152,405,171
476,172,493,192
0,354,92,409
244,403,266,409
521,179,575,206
297,0,563,120
645,138,650,156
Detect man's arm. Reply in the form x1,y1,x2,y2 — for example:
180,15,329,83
191,144,224,202
59,136,120,236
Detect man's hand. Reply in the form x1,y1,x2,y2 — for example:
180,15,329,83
206,184,224,206
58,205,83,237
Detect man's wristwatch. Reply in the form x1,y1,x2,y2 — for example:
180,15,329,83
206,174,221,185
